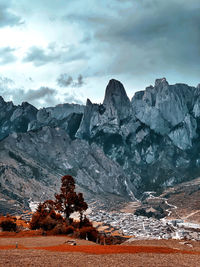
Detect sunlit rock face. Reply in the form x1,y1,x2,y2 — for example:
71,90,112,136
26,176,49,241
132,78,198,136
103,79,131,121
76,79,131,139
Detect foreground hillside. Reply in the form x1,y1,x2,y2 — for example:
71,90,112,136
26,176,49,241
0,236,200,267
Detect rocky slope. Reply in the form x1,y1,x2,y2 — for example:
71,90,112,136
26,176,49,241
1,78,200,212
160,177,200,223
77,78,200,195
0,127,133,213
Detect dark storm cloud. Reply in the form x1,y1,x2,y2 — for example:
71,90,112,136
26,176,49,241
57,74,84,88
0,76,57,107
5,86,57,106
0,47,17,65
0,2,23,27
57,74,73,87
65,0,200,78
75,74,84,87
18,87,82,106
22,86,58,107
23,45,88,66
0,74,83,107
23,86,56,101
23,46,60,66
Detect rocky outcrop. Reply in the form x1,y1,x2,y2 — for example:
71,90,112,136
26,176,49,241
132,78,198,137
45,103,84,120
76,79,131,139
0,98,37,140
28,103,84,139
0,96,84,140
103,79,131,121
76,78,200,194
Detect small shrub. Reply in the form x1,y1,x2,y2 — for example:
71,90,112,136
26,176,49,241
40,216,57,231
78,226,98,242
81,217,93,227
29,203,64,231
49,223,66,235
0,216,17,232
65,225,75,235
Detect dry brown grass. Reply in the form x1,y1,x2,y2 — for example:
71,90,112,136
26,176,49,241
0,236,200,266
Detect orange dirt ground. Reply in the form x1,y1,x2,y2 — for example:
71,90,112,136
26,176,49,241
0,235,200,266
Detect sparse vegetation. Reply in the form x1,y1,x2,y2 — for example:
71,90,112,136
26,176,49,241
29,175,99,242
0,176,125,245
0,215,17,232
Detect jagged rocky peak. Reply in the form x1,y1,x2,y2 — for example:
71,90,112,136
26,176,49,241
154,77,169,88
76,79,132,139
103,79,130,105
76,98,99,139
86,98,93,106
21,101,31,108
0,96,6,107
103,79,131,120
0,97,38,140
11,102,37,122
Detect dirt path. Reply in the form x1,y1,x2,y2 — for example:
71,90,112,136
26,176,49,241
145,191,177,217
184,210,200,219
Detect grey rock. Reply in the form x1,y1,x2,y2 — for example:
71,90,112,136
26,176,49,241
103,79,131,121
76,79,131,139
46,103,84,120
0,127,136,212
28,103,84,139
1,77,200,208
0,97,37,140
76,78,200,195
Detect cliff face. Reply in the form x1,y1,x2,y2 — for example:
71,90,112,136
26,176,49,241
76,78,200,194
1,78,200,211
132,78,198,148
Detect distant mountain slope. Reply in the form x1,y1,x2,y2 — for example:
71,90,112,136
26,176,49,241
160,177,200,223
0,97,84,141
0,127,135,213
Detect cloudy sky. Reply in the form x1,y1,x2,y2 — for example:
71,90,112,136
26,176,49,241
0,0,199,108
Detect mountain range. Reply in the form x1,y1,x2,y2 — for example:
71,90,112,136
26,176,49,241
1,78,200,213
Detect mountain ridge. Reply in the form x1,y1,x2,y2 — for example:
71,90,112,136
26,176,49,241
1,78,200,212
